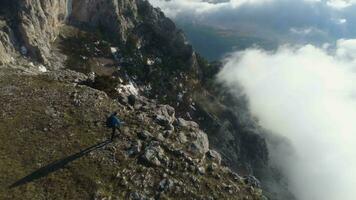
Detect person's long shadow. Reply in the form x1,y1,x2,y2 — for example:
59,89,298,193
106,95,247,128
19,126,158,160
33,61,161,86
9,139,112,188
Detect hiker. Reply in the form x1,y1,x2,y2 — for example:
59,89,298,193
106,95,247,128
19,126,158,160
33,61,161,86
106,112,124,141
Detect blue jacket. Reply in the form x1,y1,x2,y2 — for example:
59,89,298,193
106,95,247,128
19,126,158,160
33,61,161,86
107,114,122,128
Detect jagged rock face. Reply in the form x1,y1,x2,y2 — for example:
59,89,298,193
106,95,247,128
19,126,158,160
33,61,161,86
0,1,17,65
0,0,68,65
69,0,138,42
0,21,16,65
0,0,197,72
193,88,269,175
17,0,68,62
134,0,197,70
69,0,197,71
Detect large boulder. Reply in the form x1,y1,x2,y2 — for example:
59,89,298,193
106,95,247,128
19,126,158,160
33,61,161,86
206,150,222,165
154,105,176,127
139,141,168,167
188,130,209,156
177,118,199,129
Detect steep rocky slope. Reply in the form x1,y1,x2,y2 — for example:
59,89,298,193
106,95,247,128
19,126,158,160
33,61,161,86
0,0,271,199
0,68,264,199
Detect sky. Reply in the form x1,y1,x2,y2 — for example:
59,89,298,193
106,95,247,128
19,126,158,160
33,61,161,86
150,1,356,200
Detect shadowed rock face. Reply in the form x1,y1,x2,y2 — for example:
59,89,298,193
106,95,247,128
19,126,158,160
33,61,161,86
69,0,138,42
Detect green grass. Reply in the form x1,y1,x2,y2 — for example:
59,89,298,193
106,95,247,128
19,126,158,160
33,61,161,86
0,74,119,199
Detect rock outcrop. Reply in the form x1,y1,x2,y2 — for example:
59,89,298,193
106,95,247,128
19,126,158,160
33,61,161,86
69,0,139,42
0,20,16,65
0,0,68,64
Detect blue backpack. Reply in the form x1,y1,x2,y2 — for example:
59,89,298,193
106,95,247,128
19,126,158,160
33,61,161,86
106,115,119,128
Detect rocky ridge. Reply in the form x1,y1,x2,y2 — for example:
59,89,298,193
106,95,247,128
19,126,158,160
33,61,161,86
0,0,271,199
0,67,264,199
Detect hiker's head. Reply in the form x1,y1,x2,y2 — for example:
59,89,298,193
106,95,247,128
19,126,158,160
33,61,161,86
113,112,118,116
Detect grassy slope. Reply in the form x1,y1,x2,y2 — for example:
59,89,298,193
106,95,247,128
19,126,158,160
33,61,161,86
0,71,120,199
0,69,263,199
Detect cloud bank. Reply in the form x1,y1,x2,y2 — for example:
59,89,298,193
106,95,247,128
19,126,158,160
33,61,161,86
218,41,356,200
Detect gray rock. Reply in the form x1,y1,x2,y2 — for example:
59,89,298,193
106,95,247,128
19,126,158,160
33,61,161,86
165,123,174,131
207,163,218,172
127,140,142,156
129,192,151,200
197,166,206,175
158,178,174,192
155,114,170,127
178,132,187,143
188,130,209,156
243,175,261,188
206,150,222,165
140,141,167,167
155,105,176,125
137,130,152,141
177,118,199,129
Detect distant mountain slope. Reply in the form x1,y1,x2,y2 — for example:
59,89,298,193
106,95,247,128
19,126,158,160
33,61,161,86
176,21,277,61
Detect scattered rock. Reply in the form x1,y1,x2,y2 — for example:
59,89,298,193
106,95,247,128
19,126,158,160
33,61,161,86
158,178,174,193
207,163,218,172
177,132,187,143
177,118,199,129
139,141,167,167
127,140,142,156
197,166,206,175
206,150,222,165
137,130,152,141
38,65,47,73
243,175,261,188
155,105,176,125
129,192,151,200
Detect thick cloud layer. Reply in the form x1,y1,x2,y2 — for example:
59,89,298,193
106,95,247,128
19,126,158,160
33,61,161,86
218,42,356,200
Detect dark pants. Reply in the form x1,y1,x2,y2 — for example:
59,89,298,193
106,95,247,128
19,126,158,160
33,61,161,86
111,127,120,140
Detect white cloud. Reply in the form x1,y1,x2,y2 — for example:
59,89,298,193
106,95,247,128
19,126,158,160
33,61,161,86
218,41,356,200
149,0,273,17
327,0,356,9
149,0,220,17
149,0,346,17
334,18,348,24
336,39,356,60
289,27,325,35
338,18,347,24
